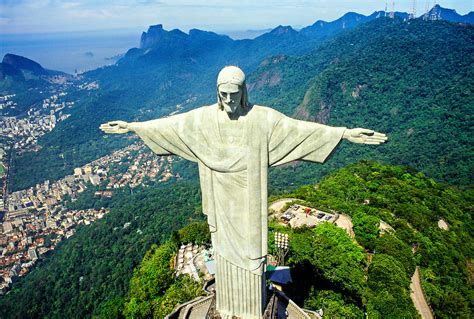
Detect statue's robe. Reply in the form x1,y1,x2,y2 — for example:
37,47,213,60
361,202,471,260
132,104,345,318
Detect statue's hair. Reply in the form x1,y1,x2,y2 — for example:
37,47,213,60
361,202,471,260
216,66,250,110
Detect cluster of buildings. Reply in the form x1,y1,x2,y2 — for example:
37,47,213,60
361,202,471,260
175,243,206,281
0,141,179,294
0,94,16,111
0,147,6,211
77,81,99,90
7,173,88,214
84,142,179,190
0,81,187,294
175,244,216,282
0,92,73,153
0,165,108,294
0,206,108,295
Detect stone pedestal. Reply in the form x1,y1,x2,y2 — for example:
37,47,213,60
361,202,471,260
215,254,265,318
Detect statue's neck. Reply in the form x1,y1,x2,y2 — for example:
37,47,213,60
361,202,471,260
217,107,247,145
222,106,247,121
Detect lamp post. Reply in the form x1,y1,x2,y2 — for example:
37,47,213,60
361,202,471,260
274,232,289,266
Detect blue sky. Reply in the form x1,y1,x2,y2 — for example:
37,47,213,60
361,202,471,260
0,0,472,34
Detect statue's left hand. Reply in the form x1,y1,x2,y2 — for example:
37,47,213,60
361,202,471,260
343,128,388,144
99,120,131,134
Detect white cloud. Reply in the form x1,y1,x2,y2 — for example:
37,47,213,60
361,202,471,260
67,8,115,19
60,2,81,9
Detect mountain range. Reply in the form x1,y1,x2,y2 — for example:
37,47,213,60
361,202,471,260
126,5,473,71
250,17,473,187
7,5,473,191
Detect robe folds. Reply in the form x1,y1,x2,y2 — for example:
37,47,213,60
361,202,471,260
131,103,345,318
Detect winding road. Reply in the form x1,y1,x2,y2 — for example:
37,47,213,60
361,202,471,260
410,267,434,319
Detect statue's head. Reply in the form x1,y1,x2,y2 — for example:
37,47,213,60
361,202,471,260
217,66,249,113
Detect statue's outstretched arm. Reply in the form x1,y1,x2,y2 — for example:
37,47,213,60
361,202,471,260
99,121,133,134
343,128,388,145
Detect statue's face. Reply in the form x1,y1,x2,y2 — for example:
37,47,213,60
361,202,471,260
218,85,242,114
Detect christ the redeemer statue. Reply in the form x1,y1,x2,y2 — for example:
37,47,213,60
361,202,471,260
100,66,387,319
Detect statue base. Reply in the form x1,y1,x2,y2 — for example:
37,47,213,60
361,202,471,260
165,289,322,319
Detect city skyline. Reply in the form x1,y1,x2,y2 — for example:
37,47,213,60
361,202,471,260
0,0,472,34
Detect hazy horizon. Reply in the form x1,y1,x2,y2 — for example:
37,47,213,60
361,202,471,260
0,30,139,74
0,28,271,74
0,1,471,74
0,1,471,35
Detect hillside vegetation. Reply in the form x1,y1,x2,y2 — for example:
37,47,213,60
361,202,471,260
2,16,472,319
104,161,472,319
284,161,472,318
0,182,203,318
253,18,473,188
1,162,471,318
10,18,473,191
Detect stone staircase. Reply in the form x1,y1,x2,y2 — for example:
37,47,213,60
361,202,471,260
166,290,321,319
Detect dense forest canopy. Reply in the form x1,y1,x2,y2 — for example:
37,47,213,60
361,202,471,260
251,18,473,187
1,161,471,318
283,161,472,318
0,182,203,318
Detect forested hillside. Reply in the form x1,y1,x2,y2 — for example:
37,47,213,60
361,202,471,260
284,161,472,318
0,182,203,318
11,16,473,191
252,18,473,187
63,161,471,319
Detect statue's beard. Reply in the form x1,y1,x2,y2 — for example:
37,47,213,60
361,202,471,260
222,101,239,114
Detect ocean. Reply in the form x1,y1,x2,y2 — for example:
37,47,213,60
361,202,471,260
0,30,141,74
0,28,268,75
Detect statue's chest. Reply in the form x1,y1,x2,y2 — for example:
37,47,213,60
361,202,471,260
217,121,246,145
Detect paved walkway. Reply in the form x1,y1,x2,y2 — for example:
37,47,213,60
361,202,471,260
410,266,434,319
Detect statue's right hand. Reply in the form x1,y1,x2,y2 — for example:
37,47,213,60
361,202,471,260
99,120,130,134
